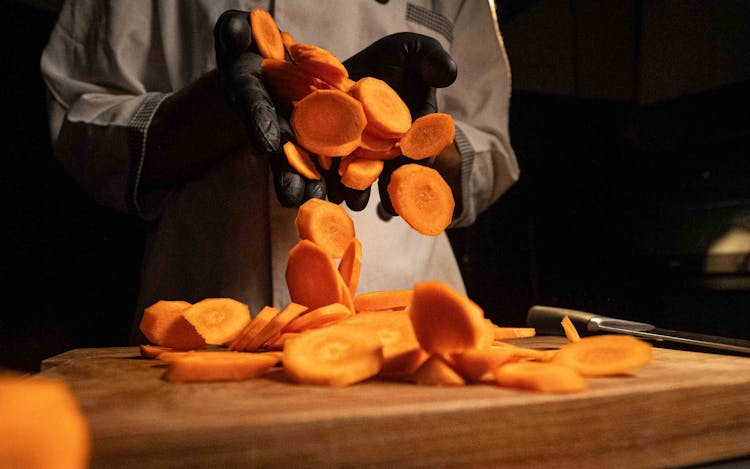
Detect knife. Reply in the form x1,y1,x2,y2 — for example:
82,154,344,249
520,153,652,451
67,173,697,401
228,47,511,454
526,305,750,355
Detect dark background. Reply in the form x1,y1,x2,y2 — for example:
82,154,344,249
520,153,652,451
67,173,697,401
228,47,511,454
3,0,749,371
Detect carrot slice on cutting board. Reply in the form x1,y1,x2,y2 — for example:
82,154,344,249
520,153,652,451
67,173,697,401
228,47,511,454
139,344,173,359
450,348,518,383
282,303,352,333
561,315,582,342
494,361,587,393
183,298,252,346
552,335,653,377
164,352,279,382
244,303,308,351
411,355,465,386
286,240,348,309
354,289,413,313
229,305,280,351
493,327,537,340
139,300,205,350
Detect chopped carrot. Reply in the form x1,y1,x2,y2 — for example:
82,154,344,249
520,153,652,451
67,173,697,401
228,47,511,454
282,303,352,333
292,89,367,157
491,342,558,361
139,344,172,359
157,350,250,363
494,361,587,393
409,281,486,355
342,310,427,375
335,77,357,92
183,298,252,346
139,300,206,350
243,303,308,351
339,156,384,190
411,355,465,386
283,141,321,180
261,59,320,107
288,43,349,87
250,9,285,60
229,305,280,351
493,327,537,340
360,129,400,152
399,112,455,160
0,375,90,469
552,335,653,377
317,154,333,171
283,324,383,386
336,270,357,313
349,77,412,138
338,238,362,297
388,163,455,236
349,144,402,161
295,198,356,258
280,31,296,57
450,348,517,383
164,352,279,382
561,315,582,342
353,289,413,313
266,332,299,351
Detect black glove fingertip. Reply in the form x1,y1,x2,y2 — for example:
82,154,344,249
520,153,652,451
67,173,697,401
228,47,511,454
214,10,252,68
417,47,457,88
344,187,371,212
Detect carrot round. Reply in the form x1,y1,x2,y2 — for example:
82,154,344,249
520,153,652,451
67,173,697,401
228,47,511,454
286,240,348,309
349,77,412,138
412,355,465,386
494,361,587,393
491,342,558,361
284,141,321,180
292,89,367,157
288,43,349,86
283,324,383,386
267,332,300,351
561,315,582,342
229,305,280,351
282,302,352,333
164,352,279,382
244,303,308,351
338,237,362,297
261,58,320,106
339,157,384,190
250,9,285,60
295,198,355,258
317,154,333,171
399,112,455,160
409,281,486,355
450,348,517,383
139,300,206,350
552,335,653,377
388,163,455,236
493,327,537,340
139,344,173,359
349,145,402,161
353,289,413,313
360,128,400,152
183,298,252,346
280,31,296,57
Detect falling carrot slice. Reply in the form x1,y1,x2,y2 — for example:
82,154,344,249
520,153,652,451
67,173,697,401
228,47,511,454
339,157,384,190
494,361,587,393
399,112,456,160
250,9,285,60
338,238,362,297
164,352,279,382
284,141,321,180
244,303,308,351
261,58,321,107
283,324,383,386
292,89,367,157
280,31,296,57
360,128,400,152
349,77,412,138
561,315,582,342
229,305,280,351
388,164,455,236
282,303,352,333
450,348,518,383
349,145,402,161
183,298,252,346
411,355,465,386
354,289,413,313
139,300,206,350
288,43,349,86
552,335,653,377
295,198,355,258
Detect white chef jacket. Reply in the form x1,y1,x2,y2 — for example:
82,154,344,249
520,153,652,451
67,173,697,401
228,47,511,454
41,0,519,343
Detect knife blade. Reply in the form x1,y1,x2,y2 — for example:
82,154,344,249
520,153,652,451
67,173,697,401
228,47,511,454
526,305,750,355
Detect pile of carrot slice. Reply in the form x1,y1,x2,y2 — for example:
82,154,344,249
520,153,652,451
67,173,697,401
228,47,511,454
140,197,653,391
253,9,456,236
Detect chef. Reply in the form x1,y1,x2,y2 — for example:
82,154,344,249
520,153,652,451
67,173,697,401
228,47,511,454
40,0,519,343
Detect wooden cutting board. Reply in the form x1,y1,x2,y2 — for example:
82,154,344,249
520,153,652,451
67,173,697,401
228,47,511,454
40,337,750,468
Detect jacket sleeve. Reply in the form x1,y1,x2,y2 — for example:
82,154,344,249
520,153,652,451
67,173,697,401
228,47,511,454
40,0,171,219
439,0,520,227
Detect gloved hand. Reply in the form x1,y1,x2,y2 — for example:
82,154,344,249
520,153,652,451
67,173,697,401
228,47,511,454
214,10,325,207
343,32,458,217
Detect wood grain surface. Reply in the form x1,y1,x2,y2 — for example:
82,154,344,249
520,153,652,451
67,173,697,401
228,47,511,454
40,337,750,468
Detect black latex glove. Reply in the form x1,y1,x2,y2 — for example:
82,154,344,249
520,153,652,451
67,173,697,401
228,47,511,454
214,10,325,207
343,32,458,218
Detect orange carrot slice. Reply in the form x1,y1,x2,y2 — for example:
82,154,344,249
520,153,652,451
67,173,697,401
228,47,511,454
399,112,455,160
494,361,587,393
552,335,653,377
317,154,333,171
349,145,402,161
164,352,279,382
267,332,300,351
288,43,349,86
491,342,558,361
139,300,205,350
360,129,400,152
284,324,383,386
354,289,413,313
339,157,384,190
561,315,582,342
261,58,316,105
183,298,252,346
244,303,308,351
283,141,321,180
250,9,285,60
493,327,537,340
388,163,455,236
295,198,355,258
349,77,412,138
412,355,465,386
282,302,352,333
450,348,517,383
286,240,346,310
338,237,362,297
409,281,486,355
292,89,367,157
280,31,296,57
139,344,173,359
229,305,280,351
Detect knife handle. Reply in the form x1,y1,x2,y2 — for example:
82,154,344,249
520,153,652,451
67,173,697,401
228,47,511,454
526,305,598,336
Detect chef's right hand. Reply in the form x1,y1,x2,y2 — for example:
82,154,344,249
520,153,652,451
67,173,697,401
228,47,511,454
213,10,325,207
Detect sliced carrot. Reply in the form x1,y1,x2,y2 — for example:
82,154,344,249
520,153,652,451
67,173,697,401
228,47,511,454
338,237,362,297
349,144,402,161
561,315,582,342
164,352,279,382
267,332,300,351
139,300,205,350
280,31,296,57
388,163,455,236
250,9,285,60
283,324,383,386
335,77,357,92
450,348,518,383
183,298,252,346
0,375,90,469
284,141,321,180
282,303,352,333
261,58,320,107
292,89,367,157
342,310,427,375
494,361,587,393
244,303,308,351
229,305,280,351
317,154,333,171
491,342,558,361
139,344,172,359
399,112,455,160
552,335,653,377
288,43,349,86
157,350,245,363
286,240,347,310
409,281,486,355
411,355,465,386
493,327,537,340
353,289,413,313
295,198,355,258
338,156,384,190
360,129,400,152
349,77,412,138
